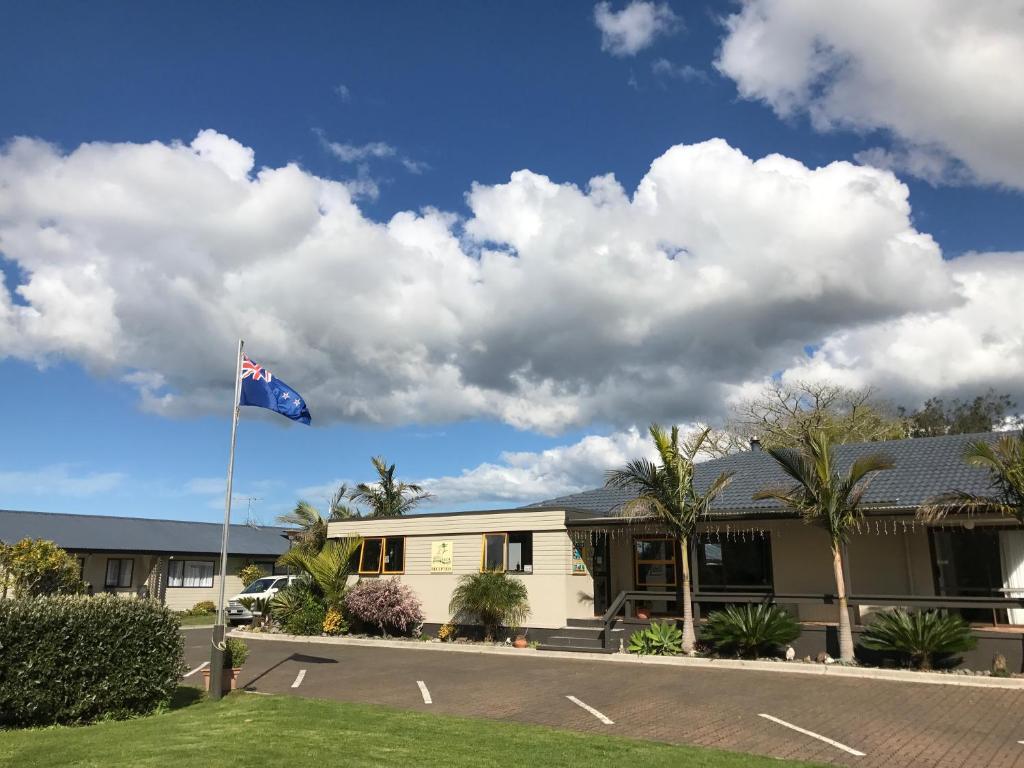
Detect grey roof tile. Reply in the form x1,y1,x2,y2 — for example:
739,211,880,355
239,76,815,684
527,432,1009,518
0,509,291,556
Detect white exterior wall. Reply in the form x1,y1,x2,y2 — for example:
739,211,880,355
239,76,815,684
328,509,594,629
163,555,252,612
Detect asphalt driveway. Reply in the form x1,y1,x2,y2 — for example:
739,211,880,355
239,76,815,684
181,628,1024,768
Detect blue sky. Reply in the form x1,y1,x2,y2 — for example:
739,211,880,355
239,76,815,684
1,1,1022,522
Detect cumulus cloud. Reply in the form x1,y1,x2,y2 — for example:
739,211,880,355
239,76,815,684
716,0,1024,189
594,1,679,56
765,251,1024,405
0,465,124,497
2,130,1015,434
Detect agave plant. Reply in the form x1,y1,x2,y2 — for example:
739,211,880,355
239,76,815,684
628,621,683,656
701,604,800,659
448,572,529,641
860,609,976,670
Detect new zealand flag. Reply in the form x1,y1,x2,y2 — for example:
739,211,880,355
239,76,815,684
239,356,311,424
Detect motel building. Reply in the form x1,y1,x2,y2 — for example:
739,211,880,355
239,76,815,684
329,431,1024,669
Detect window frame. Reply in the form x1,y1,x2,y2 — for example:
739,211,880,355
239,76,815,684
633,536,677,587
480,533,508,573
167,559,215,588
357,537,405,575
104,557,134,589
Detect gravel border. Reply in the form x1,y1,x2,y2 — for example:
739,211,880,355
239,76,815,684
228,629,1024,690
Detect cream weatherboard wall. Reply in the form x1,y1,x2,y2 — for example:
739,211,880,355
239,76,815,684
328,509,595,629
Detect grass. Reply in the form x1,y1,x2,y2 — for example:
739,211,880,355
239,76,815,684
175,613,216,627
0,689,826,768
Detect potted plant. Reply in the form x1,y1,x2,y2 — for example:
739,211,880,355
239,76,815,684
202,638,249,693
634,603,651,621
513,631,529,649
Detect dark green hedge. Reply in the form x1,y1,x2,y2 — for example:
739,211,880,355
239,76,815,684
0,595,184,727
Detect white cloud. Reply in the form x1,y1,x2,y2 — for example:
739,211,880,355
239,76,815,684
716,0,1024,189
334,84,352,102
322,140,396,163
594,1,679,57
765,251,1024,405
0,465,124,497
2,130,1019,434
652,58,708,83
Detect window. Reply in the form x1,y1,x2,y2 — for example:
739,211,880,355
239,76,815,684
357,537,405,575
481,532,533,573
634,537,676,587
696,534,772,592
167,560,214,588
76,557,86,579
105,558,134,588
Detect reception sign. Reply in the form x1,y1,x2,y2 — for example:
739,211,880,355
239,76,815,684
430,541,454,573
572,546,587,575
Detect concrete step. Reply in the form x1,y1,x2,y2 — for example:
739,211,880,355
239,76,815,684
536,643,616,654
566,617,605,628
545,633,607,650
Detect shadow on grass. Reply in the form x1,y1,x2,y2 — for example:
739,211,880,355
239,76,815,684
169,686,205,711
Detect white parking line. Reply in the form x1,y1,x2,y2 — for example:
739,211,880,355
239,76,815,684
566,695,614,725
417,680,432,704
291,669,306,688
759,713,865,757
183,661,209,678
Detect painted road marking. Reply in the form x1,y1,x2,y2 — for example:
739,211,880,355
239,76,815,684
759,714,865,757
183,661,209,678
566,695,614,725
291,669,307,689
417,680,432,704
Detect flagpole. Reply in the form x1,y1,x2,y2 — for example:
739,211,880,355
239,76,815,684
210,338,244,701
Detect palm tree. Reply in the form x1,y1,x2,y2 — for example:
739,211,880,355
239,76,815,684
919,434,1024,522
276,537,362,611
349,456,433,518
605,425,735,654
448,572,530,641
753,429,894,662
278,484,358,552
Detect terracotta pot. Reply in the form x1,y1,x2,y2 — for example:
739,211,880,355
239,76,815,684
201,667,241,693
635,608,651,620
513,635,528,649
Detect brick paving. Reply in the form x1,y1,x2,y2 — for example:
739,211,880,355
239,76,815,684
182,629,1024,767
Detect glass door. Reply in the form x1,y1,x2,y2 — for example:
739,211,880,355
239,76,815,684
591,533,611,615
930,528,1005,624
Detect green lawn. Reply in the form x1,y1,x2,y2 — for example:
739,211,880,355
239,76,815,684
175,613,216,626
0,689,824,768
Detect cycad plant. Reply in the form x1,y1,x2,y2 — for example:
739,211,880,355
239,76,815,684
860,609,976,670
276,537,361,612
920,434,1024,522
448,572,530,641
754,428,894,662
701,603,800,659
605,425,734,654
628,621,683,656
350,457,433,518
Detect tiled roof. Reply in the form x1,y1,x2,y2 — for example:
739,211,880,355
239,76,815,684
0,509,291,556
528,431,1009,518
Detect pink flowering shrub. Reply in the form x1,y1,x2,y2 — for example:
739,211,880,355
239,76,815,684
344,578,423,636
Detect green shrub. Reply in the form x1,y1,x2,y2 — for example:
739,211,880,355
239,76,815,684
237,563,266,588
0,538,83,598
860,609,976,669
701,604,801,659
188,600,216,616
271,582,326,635
447,572,530,641
0,595,183,727
628,621,683,656
225,637,249,667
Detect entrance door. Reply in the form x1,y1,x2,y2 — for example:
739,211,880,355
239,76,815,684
931,528,1005,623
591,533,611,615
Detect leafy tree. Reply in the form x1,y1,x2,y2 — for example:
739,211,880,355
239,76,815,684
278,485,360,553
605,425,734,654
0,538,83,598
753,429,894,662
350,456,433,518
237,562,266,588
903,390,1017,437
919,433,1024,523
726,380,906,450
448,572,530,641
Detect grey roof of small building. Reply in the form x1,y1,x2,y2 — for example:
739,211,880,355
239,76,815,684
0,509,291,556
528,431,1008,519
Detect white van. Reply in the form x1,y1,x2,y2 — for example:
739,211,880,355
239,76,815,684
227,575,298,623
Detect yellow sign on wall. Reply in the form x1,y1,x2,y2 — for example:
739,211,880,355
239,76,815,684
430,541,454,573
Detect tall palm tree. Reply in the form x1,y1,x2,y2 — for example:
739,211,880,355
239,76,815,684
753,429,894,662
605,425,734,654
349,456,433,518
919,434,1024,522
278,485,358,552
276,537,362,611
